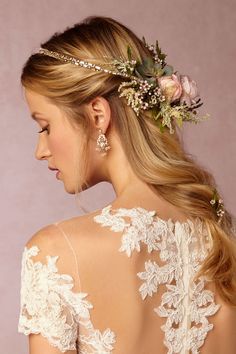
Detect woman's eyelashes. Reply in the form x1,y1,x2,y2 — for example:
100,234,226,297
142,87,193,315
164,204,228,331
38,125,50,134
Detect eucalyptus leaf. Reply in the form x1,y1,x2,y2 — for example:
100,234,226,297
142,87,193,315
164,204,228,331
135,62,154,78
153,62,162,71
155,68,164,77
143,57,155,70
163,65,174,76
135,65,148,78
134,68,145,79
148,77,157,85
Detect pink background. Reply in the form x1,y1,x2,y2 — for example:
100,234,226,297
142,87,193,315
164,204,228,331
0,0,235,352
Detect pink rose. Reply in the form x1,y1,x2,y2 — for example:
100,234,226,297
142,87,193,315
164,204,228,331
179,75,199,106
158,74,182,103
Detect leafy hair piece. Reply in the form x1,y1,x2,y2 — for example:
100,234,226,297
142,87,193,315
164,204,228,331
37,39,209,134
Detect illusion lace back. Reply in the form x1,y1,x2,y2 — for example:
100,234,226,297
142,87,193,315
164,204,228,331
18,205,235,354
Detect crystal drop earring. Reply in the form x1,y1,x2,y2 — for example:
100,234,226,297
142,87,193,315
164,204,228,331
95,128,111,156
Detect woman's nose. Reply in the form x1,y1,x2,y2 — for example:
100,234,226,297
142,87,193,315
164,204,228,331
35,138,51,160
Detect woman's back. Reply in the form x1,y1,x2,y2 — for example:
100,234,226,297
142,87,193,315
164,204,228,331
18,201,236,353
18,15,236,354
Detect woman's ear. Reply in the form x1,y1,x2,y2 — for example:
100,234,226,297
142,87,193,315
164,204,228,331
88,96,111,133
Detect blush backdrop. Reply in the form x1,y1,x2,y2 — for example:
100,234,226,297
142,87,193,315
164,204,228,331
0,0,235,352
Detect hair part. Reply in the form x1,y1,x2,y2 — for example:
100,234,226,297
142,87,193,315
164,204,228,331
21,15,236,307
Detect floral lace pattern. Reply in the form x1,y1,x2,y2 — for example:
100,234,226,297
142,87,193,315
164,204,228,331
18,205,222,353
93,205,221,354
18,245,116,353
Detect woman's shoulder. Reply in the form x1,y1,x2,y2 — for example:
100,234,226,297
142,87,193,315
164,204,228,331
23,206,110,264
23,223,62,263
24,208,98,247
25,197,206,260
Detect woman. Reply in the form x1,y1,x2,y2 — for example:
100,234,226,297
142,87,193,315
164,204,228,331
18,16,236,354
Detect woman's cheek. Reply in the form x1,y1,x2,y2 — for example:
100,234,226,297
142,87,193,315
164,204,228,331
50,132,78,160
50,134,69,156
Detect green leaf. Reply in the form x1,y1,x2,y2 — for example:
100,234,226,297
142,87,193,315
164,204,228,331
153,62,162,70
155,117,165,132
146,77,157,85
159,124,165,133
127,46,132,61
163,65,174,76
151,107,161,121
155,67,164,77
155,40,167,62
134,68,145,79
143,57,154,70
135,61,154,78
151,107,159,119
176,117,183,128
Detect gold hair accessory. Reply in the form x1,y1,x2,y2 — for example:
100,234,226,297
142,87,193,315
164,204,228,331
37,39,209,134
210,189,225,222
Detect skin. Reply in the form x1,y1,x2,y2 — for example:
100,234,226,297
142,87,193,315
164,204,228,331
24,89,236,354
24,88,190,220
25,89,157,200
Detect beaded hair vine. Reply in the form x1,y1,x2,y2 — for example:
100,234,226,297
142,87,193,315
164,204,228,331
37,38,209,134
210,189,225,223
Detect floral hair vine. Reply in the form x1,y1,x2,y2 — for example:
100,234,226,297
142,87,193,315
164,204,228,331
210,188,225,223
37,38,209,134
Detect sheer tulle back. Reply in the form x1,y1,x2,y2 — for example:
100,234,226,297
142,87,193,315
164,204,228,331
18,204,236,353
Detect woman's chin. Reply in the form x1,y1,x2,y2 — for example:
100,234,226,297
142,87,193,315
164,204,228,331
61,177,91,194
59,177,76,194
64,185,76,194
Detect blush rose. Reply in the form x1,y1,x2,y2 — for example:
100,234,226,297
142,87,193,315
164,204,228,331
179,75,199,106
158,74,182,103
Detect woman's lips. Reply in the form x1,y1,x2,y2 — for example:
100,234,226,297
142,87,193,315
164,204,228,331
56,170,60,179
48,167,60,179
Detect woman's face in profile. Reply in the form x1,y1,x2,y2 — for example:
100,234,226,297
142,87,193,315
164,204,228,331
24,88,84,194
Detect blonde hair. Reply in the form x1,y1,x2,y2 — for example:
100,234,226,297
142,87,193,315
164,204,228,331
21,16,236,307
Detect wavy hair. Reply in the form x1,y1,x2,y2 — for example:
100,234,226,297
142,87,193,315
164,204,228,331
21,16,236,307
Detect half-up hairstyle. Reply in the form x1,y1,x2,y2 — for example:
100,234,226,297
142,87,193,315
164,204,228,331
21,16,236,307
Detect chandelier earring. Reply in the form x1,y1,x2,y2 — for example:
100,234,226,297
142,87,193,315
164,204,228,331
95,129,111,156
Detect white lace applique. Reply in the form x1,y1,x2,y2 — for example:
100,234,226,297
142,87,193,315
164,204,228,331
18,245,116,353
93,204,221,354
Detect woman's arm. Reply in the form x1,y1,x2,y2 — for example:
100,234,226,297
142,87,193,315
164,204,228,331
29,333,77,354
18,225,79,354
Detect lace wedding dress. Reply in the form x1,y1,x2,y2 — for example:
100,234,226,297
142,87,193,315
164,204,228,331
18,204,236,353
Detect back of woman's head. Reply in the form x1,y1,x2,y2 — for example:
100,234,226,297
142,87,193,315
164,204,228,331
22,16,150,106
21,16,202,195
21,16,236,307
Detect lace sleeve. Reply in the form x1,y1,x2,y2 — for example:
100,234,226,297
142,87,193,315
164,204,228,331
18,245,80,353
